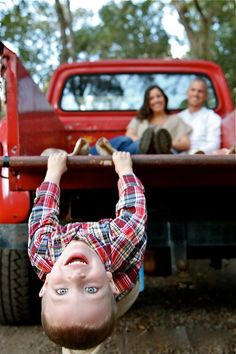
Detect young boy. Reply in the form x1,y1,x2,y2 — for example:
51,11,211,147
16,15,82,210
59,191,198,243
28,151,147,352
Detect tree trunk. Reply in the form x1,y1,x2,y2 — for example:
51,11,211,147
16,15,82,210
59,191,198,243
172,0,211,59
55,0,70,63
66,0,77,61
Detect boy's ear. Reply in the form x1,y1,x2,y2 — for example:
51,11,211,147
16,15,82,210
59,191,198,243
106,271,120,296
39,274,50,297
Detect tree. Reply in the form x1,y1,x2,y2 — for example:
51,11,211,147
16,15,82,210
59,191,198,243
1,0,171,88
74,0,171,60
0,0,79,89
1,0,235,96
171,0,236,97
54,0,77,63
1,1,59,89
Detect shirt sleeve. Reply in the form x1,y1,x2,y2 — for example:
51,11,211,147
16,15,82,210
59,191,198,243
199,111,221,153
108,174,147,286
127,117,139,134
28,182,73,280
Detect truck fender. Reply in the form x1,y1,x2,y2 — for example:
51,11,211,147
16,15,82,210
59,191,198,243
0,167,30,223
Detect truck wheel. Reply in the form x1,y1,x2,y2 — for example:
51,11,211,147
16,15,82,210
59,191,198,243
0,249,41,325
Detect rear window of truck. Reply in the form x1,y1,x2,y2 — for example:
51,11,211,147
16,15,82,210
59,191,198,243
60,73,217,112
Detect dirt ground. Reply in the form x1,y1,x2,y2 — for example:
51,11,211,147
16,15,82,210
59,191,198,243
0,259,236,354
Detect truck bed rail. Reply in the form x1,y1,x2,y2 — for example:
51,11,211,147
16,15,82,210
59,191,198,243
1,155,236,190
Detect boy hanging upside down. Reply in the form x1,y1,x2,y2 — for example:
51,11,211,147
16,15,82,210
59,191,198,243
28,151,147,353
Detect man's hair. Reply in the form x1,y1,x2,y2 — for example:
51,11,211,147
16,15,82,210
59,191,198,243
191,77,208,92
41,299,116,350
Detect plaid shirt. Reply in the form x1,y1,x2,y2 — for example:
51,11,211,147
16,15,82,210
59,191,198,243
28,174,147,295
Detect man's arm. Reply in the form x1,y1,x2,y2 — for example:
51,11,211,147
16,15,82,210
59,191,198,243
199,111,221,153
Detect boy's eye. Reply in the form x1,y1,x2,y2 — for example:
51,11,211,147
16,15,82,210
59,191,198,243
56,288,68,295
85,287,98,294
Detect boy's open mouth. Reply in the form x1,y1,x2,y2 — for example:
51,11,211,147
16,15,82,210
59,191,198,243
65,255,88,266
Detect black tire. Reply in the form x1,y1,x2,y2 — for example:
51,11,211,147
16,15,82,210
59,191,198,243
0,249,41,325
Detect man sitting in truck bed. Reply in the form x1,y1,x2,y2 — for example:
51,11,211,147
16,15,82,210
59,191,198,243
178,78,222,154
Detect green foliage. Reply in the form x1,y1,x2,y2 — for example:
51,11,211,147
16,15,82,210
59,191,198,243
75,1,171,59
0,0,235,98
1,0,59,90
171,0,236,99
211,0,236,100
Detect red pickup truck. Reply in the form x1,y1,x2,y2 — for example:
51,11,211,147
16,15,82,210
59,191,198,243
0,41,235,325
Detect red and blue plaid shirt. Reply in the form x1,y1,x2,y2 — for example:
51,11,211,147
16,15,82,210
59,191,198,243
28,174,147,295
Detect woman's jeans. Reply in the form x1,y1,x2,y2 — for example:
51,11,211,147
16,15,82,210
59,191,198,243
90,136,140,155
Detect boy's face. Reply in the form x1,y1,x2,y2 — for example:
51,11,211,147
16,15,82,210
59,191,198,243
39,240,119,326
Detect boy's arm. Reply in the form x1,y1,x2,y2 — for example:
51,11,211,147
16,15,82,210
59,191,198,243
110,175,147,291
111,151,147,239
44,152,68,184
28,153,68,279
113,174,147,244
109,152,147,270
112,151,134,178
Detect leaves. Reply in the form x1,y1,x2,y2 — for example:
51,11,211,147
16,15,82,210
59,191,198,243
171,0,236,98
1,0,235,96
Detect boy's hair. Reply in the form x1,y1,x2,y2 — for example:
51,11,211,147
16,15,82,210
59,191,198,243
41,298,116,350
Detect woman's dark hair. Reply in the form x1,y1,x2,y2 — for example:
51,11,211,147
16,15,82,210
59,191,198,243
137,85,169,121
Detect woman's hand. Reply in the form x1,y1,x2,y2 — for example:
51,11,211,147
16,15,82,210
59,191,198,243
172,134,190,151
125,128,139,141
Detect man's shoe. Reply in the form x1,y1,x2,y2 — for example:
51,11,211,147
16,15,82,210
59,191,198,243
96,137,116,156
139,127,154,154
153,128,172,154
68,137,90,156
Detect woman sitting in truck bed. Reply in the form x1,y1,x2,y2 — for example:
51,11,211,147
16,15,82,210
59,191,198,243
91,85,192,156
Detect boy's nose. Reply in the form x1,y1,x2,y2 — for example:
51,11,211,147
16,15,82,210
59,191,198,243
68,269,86,280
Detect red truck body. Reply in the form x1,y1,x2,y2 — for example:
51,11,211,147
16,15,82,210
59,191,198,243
47,59,234,150
0,41,235,324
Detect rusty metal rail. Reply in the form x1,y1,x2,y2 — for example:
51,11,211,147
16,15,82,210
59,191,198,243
0,154,235,168
1,155,235,190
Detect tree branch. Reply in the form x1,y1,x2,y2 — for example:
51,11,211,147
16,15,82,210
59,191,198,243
193,0,207,24
171,0,194,42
